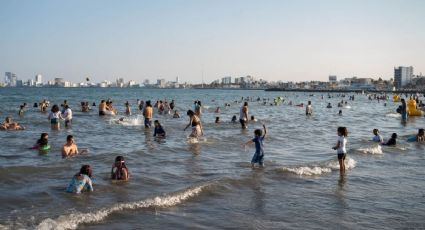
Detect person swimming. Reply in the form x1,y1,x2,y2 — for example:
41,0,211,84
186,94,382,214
327,103,332,108
416,128,425,142
231,115,237,123
215,116,221,124
32,133,49,150
62,135,86,157
111,156,129,181
173,110,181,118
372,129,383,143
383,133,397,146
66,165,94,194
153,120,166,137
0,116,25,130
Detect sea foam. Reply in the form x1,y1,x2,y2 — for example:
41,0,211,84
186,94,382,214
281,158,357,176
36,185,207,230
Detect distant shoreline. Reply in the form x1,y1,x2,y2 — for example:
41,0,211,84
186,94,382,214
265,88,425,94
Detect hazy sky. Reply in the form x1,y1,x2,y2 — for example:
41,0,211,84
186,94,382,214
1,0,424,84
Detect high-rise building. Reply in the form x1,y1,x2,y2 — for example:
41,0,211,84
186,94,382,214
329,75,337,83
5,72,17,87
394,66,413,89
35,74,42,85
221,76,232,85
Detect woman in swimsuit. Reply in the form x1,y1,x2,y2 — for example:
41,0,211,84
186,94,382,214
47,104,63,130
184,110,204,138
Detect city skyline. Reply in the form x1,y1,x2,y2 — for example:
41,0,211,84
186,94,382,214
1,0,425,84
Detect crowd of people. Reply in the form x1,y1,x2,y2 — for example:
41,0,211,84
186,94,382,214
1,92,424,194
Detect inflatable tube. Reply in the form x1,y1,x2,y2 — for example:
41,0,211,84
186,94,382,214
407,100,424,116
393,95,401,102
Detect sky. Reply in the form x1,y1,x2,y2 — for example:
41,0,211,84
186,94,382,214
1,0,424,84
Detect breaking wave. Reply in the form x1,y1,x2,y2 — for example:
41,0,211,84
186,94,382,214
280,158,357,176
36,184,209,230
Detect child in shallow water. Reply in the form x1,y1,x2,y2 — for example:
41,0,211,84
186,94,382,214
372,129,383,143
244,124,267,169
153,120,166,137
111,156,129,181
66,165,93,194
383,133,397,146
332,127,348,174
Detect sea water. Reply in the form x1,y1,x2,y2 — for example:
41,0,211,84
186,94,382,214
0,88,424,229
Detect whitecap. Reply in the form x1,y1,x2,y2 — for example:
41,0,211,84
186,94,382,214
281,158,357,176
357,145,383,154
386,113,401,118
35,185,208,230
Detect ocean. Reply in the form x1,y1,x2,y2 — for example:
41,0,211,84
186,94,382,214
0,88,424,230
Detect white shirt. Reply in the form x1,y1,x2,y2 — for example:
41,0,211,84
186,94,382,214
63,108,72,120
337,136,347,154
239,106,248,120
306,105,312,115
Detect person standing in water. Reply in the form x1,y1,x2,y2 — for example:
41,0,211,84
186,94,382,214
63,104,72,128
306,101,313,116
239,102,249,129
99,100,106,116
332,127,348,174
400,99,408,123
184,110,204,138
47,105,63,130
244,124,267,169
143,100,153,128
125,101,131,116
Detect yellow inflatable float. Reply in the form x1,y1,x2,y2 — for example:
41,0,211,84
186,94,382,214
393,95,401,102
407,100,424,116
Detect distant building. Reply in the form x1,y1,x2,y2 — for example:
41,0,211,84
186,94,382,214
116,78,125,87
221,76,232,85
329,75,337,83
16,80,23,87
5,72,17,87
35,74,42,85
157,79,166,88
394,66,413,89
54,78,65,87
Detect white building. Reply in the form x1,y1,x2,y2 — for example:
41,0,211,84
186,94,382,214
394,66,413,89
35,74,42,85
157,79,166,88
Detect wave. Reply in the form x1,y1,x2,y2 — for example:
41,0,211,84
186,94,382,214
356,145,383,154
110,116,144,126
280,158,356,176
35,184,209,230
386,113,401,118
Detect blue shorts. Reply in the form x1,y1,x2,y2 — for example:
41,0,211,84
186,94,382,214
251,152,264,165
144,118,152,128
401,113,408,121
